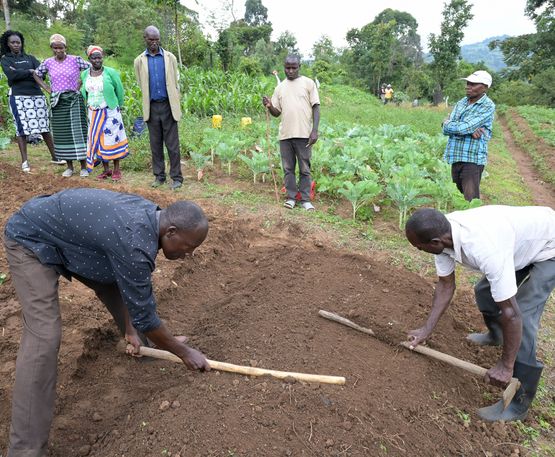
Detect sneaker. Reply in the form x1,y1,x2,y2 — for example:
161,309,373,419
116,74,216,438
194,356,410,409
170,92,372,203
301,202,315,211
21,161,31,173
62,168,73,177
50,159,67,165
80,169,89,177
151,179,165,188
284,199,296,209
170,180,182,190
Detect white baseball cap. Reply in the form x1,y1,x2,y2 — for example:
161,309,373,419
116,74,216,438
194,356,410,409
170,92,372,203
461,70,492,88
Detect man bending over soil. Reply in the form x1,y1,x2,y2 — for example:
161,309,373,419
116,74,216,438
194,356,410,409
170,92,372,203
405,205,555,422
4,188,210,457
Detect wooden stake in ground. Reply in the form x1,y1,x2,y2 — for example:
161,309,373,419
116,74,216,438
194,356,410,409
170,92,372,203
265,108,280,204
132,346,346,385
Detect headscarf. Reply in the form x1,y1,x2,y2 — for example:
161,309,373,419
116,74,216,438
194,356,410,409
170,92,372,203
49,34,66,46
86,45,103,57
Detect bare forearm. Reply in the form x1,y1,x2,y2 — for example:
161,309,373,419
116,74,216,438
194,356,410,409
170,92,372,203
498,297,522,369
424,275,456,331
145,322,190,359
312,104,320,133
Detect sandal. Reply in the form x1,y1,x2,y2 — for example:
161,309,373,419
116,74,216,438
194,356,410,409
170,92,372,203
111,170,122,181
284,199,296,209
97,170,112,180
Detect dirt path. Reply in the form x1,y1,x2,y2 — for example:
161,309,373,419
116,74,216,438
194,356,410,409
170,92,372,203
498,115,555,207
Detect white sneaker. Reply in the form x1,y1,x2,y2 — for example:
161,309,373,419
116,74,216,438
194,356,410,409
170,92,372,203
301,202,315,211
21,161,31,173
51,159,67,165
80,169,89,177
62,168,73,177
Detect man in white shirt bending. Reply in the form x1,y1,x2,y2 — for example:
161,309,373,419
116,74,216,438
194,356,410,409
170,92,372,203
404,205,555,422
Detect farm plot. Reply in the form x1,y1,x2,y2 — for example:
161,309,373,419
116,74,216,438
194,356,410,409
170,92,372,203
0,162,530,457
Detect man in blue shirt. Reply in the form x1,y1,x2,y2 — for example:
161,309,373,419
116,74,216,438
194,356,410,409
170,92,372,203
4,188,209,457
442,70,496,201
134,26,183,190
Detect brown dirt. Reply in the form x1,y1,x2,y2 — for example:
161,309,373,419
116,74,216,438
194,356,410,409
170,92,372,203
0,161,541,457
498,113,555,207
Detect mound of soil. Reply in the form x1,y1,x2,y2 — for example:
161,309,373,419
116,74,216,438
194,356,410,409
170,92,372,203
0,162,532,456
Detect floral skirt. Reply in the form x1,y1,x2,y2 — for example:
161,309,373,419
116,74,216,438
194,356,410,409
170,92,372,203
86,106,129,171
8,94,50,137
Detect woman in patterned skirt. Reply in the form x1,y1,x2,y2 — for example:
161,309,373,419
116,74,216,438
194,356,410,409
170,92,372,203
0,30,65,173
81,45,129,181
33,34,90,177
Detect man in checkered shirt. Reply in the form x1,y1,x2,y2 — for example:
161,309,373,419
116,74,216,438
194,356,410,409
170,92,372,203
442,70,496,201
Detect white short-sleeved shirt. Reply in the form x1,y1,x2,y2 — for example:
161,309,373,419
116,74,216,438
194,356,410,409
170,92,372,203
271,76,320,140
435,206,555,302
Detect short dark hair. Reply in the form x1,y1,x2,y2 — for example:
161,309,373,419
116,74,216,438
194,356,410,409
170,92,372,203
0,30,25,57
165,200,208,233
405,208,450,242
284,54,300,64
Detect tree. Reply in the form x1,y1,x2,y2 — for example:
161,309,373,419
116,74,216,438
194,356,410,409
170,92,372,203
2,0,11,29
491,0,554,78
312,35,337,63
244,0,268,26
373,9,422,65
346,20,396,93
274,30,298,62
428,0,473,104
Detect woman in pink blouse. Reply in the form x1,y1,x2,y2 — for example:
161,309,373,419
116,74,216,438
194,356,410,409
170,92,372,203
34,34,90,177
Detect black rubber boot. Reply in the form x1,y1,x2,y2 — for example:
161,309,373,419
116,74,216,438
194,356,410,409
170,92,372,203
478,361,543,422
467,313,504,346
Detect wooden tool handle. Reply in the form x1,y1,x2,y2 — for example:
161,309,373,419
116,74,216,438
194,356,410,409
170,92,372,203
137,346,346,385
400,341,487,377
319,310,375,335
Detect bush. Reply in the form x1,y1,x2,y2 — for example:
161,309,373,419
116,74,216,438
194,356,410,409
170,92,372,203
491,80,536,106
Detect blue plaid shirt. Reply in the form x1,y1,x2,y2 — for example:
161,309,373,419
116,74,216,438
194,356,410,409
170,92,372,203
442,94,495,165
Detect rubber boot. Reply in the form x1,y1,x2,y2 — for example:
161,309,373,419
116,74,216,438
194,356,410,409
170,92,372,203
467,313,503,346
478,361,543,422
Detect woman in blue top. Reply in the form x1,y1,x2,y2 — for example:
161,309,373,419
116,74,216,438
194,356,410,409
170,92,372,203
81,45,129,181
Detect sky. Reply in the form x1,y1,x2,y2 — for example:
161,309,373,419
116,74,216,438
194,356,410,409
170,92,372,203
184,0,536,57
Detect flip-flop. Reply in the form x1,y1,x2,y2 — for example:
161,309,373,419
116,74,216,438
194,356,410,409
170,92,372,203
284,199,296,209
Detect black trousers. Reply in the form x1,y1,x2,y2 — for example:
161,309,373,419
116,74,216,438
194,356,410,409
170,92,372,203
280,138,312,202
146,100,183,183
451,161,484,201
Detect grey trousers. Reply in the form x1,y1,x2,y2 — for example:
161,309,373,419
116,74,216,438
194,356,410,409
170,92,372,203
4,238,128,457
146,100,182,183
280,138,312,202
474,258,555,367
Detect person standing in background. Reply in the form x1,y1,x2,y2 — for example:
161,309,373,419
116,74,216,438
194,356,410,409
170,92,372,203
442,70,496,201
262,54,320,211
0,30,65,173
33,34,90,178
134,25,183,190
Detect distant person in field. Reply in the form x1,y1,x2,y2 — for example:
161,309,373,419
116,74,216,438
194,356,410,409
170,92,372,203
384,84,394,104
442,70,496,201
0,30,65,173
33,33,90,178
262,54,320,211
4,188,210,457
134,25,183,190
379,83,386,104
81,45,129,181
405,206,555,422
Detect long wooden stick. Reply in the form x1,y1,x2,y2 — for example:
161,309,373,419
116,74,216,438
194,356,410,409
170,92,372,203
265,108,280,204
136,346,345,385
318,310,375,335
399,342,520,409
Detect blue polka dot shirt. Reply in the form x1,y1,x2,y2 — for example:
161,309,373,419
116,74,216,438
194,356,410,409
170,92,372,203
5,188,162,333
